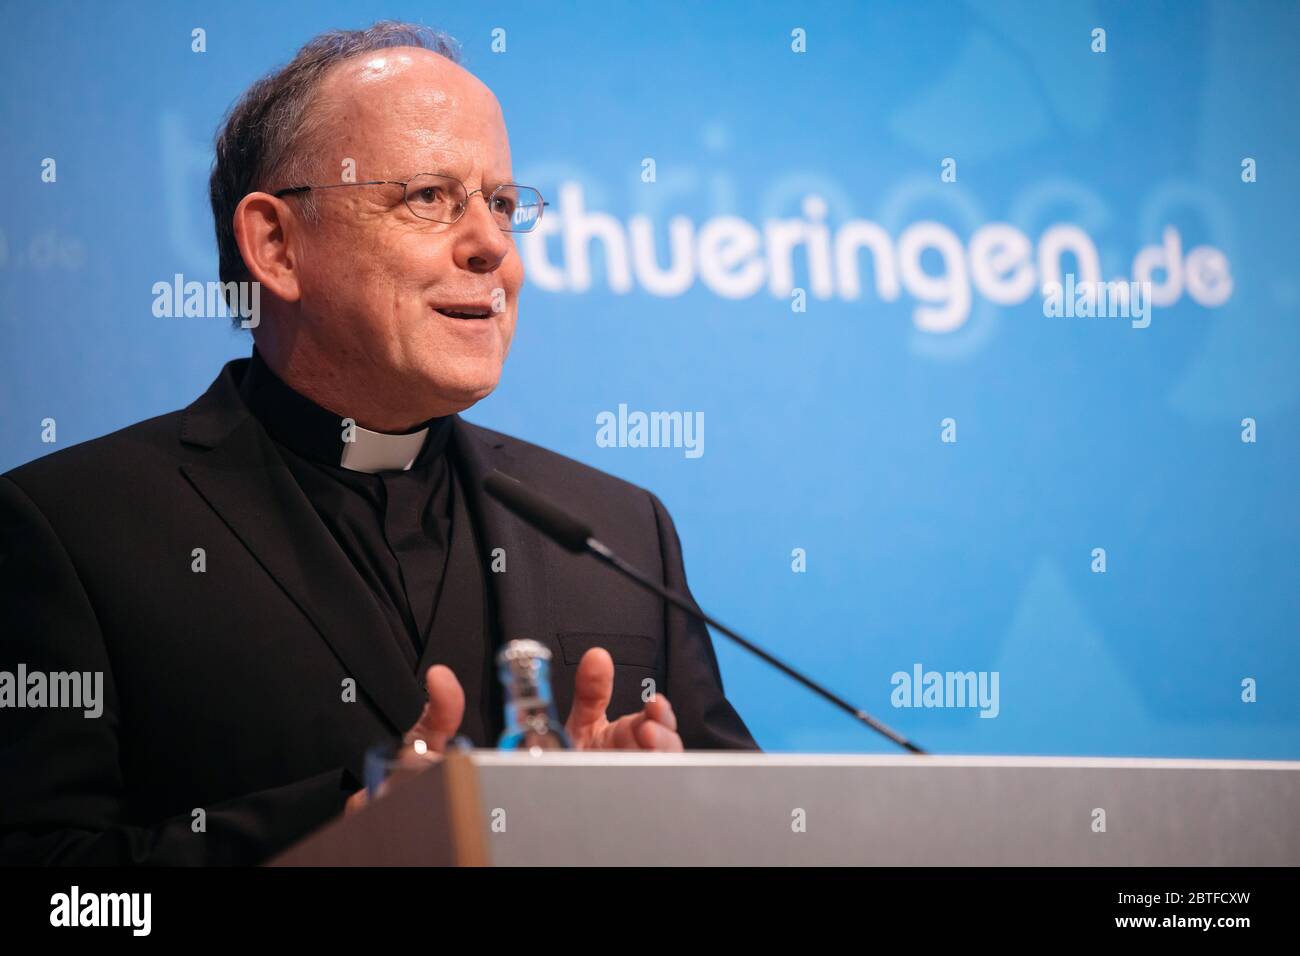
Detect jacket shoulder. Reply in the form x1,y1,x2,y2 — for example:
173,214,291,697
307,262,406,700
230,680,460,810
459,418,655,504
2,410,188,501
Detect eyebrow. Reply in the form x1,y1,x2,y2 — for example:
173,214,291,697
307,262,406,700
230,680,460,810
415,169,516,194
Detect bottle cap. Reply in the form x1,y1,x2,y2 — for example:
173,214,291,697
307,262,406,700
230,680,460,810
496,638,552,667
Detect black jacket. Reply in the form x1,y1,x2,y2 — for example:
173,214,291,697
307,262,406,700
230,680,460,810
0,359,755,865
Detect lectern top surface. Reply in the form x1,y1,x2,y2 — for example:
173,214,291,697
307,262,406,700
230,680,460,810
467,751,1300,771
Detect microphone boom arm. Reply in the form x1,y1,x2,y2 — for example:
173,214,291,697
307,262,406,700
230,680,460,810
482,470,926,754
584,537,927,754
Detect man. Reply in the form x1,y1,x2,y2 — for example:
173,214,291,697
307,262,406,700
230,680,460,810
0,22,754,866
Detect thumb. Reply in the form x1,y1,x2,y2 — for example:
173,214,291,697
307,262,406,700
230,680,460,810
405,664,465,753
565,647,614,741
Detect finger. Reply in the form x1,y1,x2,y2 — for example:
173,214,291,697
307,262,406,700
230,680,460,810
597,711,648,750
406,664,465,752
344,789,369,816
634,717,684,752
642,694,677,733
597,711,682,751
566,647,614,736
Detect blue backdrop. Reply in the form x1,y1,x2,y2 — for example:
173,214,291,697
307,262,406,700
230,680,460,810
2,0,1296,756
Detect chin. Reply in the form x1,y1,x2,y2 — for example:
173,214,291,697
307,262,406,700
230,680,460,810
417,365,501,414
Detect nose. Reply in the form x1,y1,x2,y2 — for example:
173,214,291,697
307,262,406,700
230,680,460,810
453,190,513,274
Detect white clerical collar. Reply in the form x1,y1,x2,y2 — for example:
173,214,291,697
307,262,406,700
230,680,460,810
339,423,429,473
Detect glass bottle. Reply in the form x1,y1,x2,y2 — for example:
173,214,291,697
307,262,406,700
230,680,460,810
496,639,571,751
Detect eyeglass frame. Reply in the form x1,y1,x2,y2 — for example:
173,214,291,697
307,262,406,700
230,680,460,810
271,174,548,233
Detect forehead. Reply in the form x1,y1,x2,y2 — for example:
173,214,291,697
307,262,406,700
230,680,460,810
312,47,511,177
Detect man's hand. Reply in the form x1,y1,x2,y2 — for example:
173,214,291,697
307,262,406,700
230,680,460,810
565,647,683,751
347,650,681,815
345,664,466,815
403,663,466,752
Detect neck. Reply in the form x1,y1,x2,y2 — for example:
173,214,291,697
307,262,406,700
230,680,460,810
253,333,461,433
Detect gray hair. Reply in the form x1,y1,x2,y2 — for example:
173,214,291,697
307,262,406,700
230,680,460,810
208,21,462,307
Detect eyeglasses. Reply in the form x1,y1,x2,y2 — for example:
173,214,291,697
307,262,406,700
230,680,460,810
272,173,547,233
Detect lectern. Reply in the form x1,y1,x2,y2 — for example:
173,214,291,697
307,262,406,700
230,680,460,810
270,753,1300,866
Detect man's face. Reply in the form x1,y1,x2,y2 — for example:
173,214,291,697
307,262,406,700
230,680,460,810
284,48,524,417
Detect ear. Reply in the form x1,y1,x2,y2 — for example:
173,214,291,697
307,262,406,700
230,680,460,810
232,192,302,303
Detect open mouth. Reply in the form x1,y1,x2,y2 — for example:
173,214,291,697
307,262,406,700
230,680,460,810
435,306,494,320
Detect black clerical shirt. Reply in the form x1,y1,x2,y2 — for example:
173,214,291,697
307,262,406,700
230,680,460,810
238,350,500,743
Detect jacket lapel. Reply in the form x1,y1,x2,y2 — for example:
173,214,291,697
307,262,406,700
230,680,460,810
177,361,425,737
450,417,559,667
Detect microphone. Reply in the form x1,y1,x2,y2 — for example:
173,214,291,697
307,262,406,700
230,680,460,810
483,470,926,754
